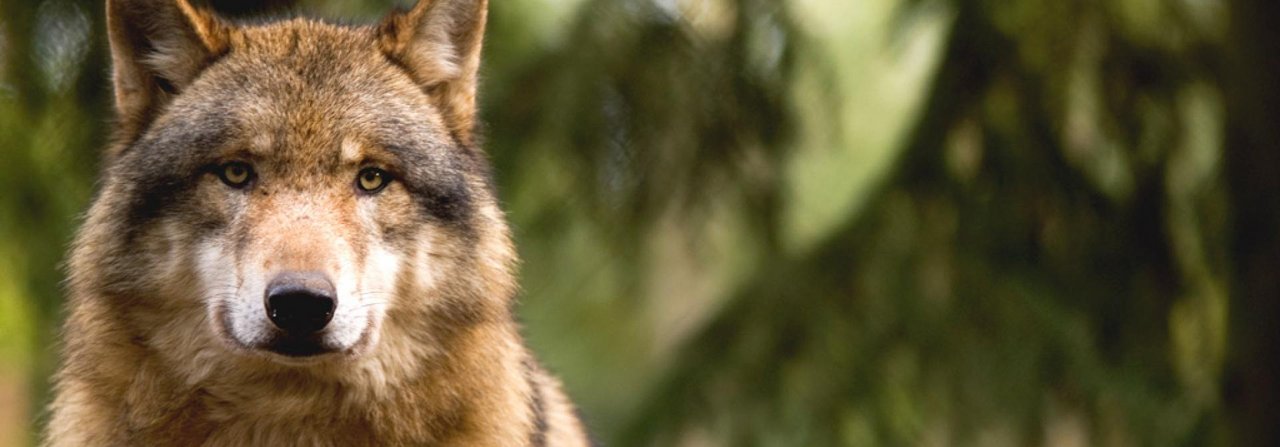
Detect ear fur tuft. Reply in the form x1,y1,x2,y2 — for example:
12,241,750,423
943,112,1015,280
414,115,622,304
107,0,230,143
377,0,488,145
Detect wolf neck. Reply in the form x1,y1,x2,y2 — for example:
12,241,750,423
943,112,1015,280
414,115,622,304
124,316,535,444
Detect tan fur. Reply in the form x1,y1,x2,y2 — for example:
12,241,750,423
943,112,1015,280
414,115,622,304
46,1,590,445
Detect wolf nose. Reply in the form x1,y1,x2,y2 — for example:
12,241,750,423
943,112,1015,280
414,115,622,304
265,271,336,334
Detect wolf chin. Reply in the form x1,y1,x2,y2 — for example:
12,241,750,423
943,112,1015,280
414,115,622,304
44,0,590,445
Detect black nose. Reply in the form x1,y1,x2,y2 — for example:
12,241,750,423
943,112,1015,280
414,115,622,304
265,271,336,334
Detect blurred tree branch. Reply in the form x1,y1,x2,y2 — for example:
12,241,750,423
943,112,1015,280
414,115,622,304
620,0,1233,444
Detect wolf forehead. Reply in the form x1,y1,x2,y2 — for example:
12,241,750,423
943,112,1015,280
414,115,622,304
151,19,456,150
109,19,483,228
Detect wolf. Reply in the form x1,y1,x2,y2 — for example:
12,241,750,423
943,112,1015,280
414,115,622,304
44,0,590,445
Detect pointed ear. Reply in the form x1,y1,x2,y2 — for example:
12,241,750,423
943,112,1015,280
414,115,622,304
377,0,488,145
107,0,230,138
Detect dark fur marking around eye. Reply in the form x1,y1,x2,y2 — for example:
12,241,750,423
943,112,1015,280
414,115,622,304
118,108,230,237
405,175,472,223
383,144,475,226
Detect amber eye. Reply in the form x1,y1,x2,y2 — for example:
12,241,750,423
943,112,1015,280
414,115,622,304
218,162,253,188
357,168,389,193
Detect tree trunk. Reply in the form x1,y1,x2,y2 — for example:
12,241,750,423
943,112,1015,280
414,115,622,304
1223,0,1280,445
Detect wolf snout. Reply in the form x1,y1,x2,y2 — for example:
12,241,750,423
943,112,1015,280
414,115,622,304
265,271,337,335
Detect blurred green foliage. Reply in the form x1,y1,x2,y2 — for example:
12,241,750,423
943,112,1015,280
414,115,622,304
2,0,1277,446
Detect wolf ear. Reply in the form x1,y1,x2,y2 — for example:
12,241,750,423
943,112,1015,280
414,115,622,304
377,0,488,145
106,0,229,138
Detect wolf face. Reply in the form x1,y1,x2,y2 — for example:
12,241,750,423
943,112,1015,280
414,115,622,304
81,0,513,368
147,31,480,360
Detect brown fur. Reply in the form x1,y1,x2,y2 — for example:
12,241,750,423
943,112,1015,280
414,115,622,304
45,1,590,445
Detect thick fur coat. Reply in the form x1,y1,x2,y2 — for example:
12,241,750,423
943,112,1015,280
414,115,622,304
44,0,590,445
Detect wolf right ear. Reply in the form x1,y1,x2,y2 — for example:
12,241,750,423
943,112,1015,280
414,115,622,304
106,0,230,140
377,0,487,146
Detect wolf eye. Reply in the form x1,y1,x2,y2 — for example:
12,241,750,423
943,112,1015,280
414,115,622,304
357,168,390,193
218,162,253,188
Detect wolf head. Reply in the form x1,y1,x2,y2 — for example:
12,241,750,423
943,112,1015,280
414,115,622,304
72,0,515,371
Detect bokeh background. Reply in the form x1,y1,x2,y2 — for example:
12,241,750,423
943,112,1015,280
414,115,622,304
2,0,1278,445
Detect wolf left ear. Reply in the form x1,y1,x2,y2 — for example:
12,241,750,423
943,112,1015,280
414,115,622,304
377,0,488,146
106,0,230,141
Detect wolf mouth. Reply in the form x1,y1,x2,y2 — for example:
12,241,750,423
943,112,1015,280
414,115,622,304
264,333,333,357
